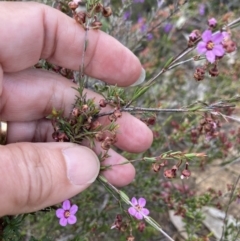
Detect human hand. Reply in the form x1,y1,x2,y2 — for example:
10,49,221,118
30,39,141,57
0,2,152,216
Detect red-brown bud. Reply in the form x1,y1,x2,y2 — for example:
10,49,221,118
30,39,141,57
181,162,191,179
58,132,69,142
146,116,156,126
152,163,161,172
101,137,112,150
68,1,78,10
223,40,237,53
138,221,146,232
52,131,59,141
74,12,86,25
209,66,219,77
113,109,122,119
126,235,135,241
102,6,112,17
71,107,80,117
91,20,102,29
91,121,102,130
164,169,177,179
95,131,105,142
194,66,205,81
108,114,117,122
99,99,108,108
82,104,88,112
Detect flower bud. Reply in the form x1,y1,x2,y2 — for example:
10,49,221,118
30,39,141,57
101,137,112,150
113,109,122,119
102,6,112,17
152,163,161,172
91,20,102,29
208,17,217,28
164,168,177,179
127,236,135,241
138,221,146,232
108,114,117,122
82,104,88,112
71,107,80,117
181,169,191,179
74,12,86,25
68,1,78,10
99,99,108,108
95,3,103,13
91,121,102,130
209,66,219,77
223,40,237,53
180,162,191,179
194,66,205,81
95,132,104,142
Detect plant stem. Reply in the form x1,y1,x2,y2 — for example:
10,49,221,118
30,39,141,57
98,175,175,241
219,175,240,241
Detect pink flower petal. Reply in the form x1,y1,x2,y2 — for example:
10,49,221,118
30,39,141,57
70,204,78,215
197,42,207,54
138,198,146,207
56,208,64,218
212,32,223,44
62,200,71,210
128,207,137,216
68,215,77,225
222,31,230,41
201,30,212,42
142,208,150,216
135,212,143,220
59,217,68,226
131,197,138,206
213,44,225,56
206,51,215,63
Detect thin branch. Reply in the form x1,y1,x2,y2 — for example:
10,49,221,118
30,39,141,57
220,175,240,241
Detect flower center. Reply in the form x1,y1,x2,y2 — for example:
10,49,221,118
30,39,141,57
207,41,214,50
135,205,142,212
64,210,71,218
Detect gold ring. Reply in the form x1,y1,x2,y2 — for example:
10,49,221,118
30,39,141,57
0,121,8,145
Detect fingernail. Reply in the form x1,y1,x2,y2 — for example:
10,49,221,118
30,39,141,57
62,146,100,185
130,68,146,86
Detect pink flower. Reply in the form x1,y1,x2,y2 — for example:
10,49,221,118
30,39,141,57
128,197,149,220
197,30,225,63
56,200,78,226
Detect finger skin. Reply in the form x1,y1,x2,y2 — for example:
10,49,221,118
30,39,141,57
0,143,99,216
0,2,141,88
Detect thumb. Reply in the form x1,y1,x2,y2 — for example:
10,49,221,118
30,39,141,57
0,142,99,216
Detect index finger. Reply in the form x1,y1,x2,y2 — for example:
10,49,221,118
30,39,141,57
0,2,142,86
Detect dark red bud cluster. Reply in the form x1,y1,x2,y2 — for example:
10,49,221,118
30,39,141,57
192,114,221,142
111,214,128,232
69,1,112,29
